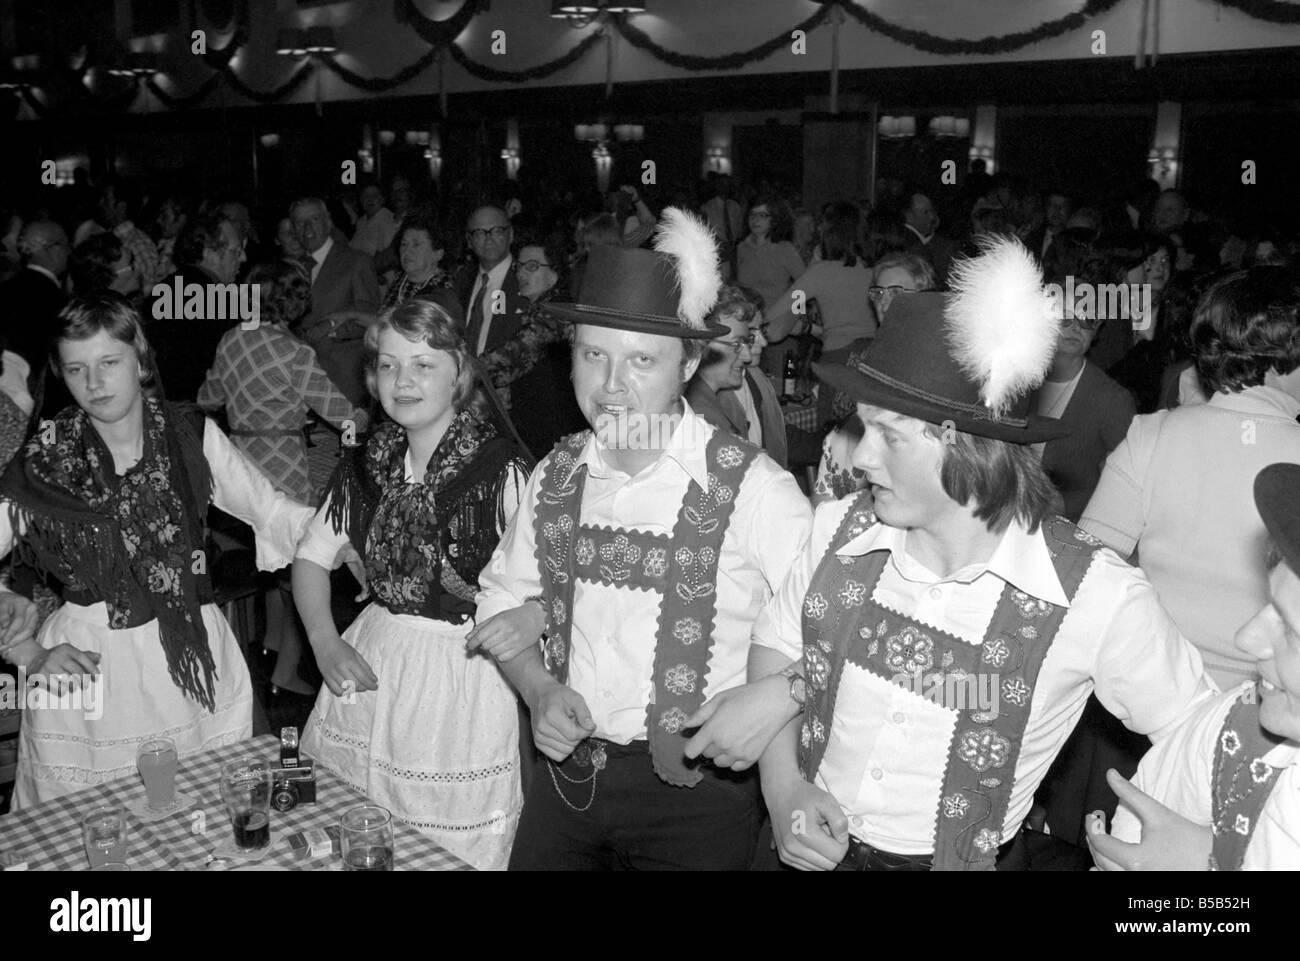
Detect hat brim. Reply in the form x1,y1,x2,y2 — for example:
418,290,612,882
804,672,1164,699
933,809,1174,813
544,302,726,339
1255,463,1300,578
813,362,1072,444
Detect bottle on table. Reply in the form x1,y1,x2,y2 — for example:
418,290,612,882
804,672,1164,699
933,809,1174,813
782,352,797,401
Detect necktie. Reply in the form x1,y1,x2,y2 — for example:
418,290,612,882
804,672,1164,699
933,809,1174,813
467,271,489,354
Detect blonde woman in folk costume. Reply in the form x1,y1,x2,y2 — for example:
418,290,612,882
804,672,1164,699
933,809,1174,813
293,296,530,870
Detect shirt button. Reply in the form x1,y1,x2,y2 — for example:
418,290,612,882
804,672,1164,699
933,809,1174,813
928,587,942,600
892,712,905,724
602,690,614,700
849,815,864,829
871,768,883,781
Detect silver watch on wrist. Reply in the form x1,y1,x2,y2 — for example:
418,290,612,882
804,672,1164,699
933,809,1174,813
778,666,807,707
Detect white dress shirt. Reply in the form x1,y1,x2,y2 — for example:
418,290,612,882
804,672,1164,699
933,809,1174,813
309,236,334,285
350,208,398,257
476,403,812,744
468,254,514,355
1112,684,1300,870
755,496,1215,855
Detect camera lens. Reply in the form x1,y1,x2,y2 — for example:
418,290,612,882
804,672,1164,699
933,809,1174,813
272,779,299,812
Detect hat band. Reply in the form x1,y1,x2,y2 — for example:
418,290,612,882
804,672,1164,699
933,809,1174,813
856,362,1029,429
570,302,693,327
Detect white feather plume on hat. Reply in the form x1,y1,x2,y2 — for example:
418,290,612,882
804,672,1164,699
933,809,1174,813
653,207,722,330
945,234,1059,418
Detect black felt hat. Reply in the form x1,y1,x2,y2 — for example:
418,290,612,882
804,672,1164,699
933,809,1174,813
543,208,727,340
815,236,1072,445
1256,463,1300,577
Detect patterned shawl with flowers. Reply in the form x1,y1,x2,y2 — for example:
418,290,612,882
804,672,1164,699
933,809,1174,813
324,407,525,620
0,398,218,710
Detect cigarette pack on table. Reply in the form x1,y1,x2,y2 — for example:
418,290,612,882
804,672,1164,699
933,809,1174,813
286,826,340,860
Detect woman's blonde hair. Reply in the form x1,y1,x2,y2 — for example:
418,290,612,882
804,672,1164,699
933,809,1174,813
364,296,478,412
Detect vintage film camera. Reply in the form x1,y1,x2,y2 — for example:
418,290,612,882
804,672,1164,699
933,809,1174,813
271,727,317,812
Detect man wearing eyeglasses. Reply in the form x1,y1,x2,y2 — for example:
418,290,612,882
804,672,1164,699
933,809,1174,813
687,287,764,433
457,206,529,358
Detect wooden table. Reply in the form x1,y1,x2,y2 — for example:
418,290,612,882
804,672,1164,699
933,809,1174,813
0,734,473,872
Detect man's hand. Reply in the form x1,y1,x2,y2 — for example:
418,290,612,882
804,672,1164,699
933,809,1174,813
764,773,849,871
465,602,545,663
313,634,379,698
26,644,102,690
0,592,39,653
1085,769,1212,871
682,674,796,770
331,543,369,601
529,680,596,763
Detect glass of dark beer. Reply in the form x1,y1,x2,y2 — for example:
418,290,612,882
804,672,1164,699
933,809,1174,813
219,757,273,851
340,805,394,871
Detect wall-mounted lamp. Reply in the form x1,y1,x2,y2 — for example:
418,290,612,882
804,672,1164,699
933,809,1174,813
501,147,521,181
613,124,643,142
928,116,970,139
878,116,916,139
275,29,307,57
378,129,396,147
259,132,281,148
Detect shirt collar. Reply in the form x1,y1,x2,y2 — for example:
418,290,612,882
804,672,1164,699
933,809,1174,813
312,235,334,265
26,264,59,286
565,400,711,491
1206,384,1300,420
480,254,513,286
837,516,1071,608
903,223,934,245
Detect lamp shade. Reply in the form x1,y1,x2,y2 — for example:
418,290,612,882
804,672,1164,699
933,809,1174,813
304,26,336,53
553,1,600,14
275,28,306,56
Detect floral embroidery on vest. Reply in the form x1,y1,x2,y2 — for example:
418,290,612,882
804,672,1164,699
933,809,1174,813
1209,687,1286,871
798,497,1102,870
532,429,760,786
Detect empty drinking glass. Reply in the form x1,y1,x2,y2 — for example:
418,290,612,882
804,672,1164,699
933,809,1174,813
82,807,128,869
340,805,394,871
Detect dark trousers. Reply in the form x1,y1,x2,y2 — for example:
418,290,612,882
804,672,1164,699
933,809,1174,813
508,740,762,871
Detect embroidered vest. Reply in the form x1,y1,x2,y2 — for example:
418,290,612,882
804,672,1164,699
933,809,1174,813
533,427,760,787
798,492,1103,870
1209,687,1286,871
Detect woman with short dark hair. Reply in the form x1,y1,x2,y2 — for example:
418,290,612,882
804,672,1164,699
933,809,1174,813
0,292,316,807
1082,267,1300,687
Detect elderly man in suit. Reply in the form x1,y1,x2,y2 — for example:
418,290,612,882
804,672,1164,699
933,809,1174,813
457,205,529,357
291,197,380,406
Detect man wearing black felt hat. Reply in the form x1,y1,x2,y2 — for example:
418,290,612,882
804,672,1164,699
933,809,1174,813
1088,461,1300,871
471,209,811,870
686,235,1215,871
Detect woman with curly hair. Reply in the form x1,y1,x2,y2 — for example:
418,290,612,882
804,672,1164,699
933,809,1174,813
293,296,531,869
1082,267,1300,687
0,292,315,807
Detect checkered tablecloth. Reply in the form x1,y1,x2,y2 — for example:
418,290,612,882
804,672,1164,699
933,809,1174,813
782,401,819,433
0,735,472,872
